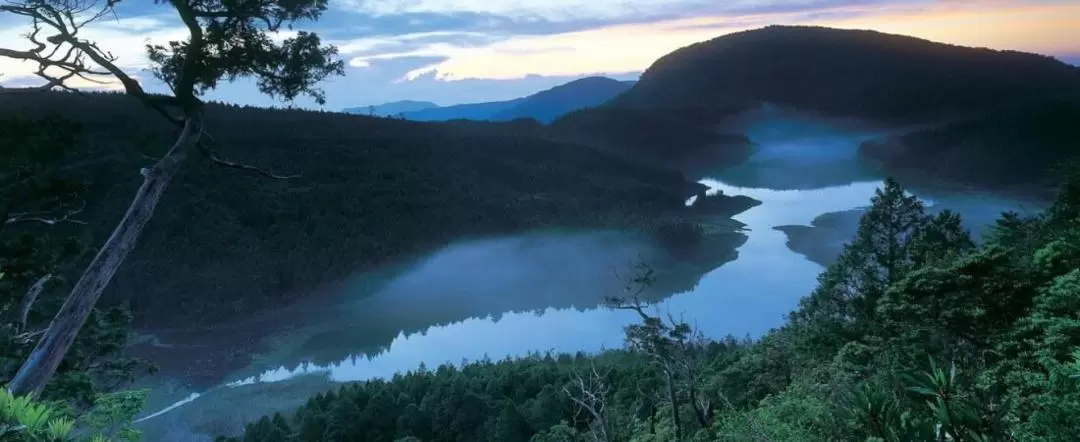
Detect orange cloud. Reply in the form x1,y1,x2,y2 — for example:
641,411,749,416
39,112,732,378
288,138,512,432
821,2,1080,56
395,1,1080,81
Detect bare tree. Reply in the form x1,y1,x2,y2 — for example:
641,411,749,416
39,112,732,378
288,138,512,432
605,263,715,440
563,364,613,442
0,0,343,397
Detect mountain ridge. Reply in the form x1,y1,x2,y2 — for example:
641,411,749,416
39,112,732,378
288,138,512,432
559,25,1080,187
610,25,1080,121
346,76,635,123
343,100,438,117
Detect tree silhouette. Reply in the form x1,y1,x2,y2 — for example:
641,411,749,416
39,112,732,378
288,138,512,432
0,0,343,397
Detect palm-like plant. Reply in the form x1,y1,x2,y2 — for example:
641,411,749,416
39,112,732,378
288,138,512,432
0,389,73,441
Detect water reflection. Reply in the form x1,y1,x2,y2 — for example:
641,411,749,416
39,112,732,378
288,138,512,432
234,181,891,385
133,106,1049,440
135,179,892,440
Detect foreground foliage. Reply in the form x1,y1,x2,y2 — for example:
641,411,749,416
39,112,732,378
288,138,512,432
225,174,1080,441
0,388,148,441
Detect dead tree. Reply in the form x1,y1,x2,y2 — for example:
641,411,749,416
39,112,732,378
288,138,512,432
605,263,715,440
563,364,613,442
0,0,343,397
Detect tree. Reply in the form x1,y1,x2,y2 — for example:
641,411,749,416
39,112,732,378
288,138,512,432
0,116,85,331
562,365,612,442
0,0,343,397
788,178,966,361
0,117,142,406
605,264,714,441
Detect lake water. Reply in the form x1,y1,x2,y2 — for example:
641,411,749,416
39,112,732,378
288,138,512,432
133,110,1046,440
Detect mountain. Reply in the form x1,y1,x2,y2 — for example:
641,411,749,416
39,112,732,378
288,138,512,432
859,98,1080,191
551,106,753,173
394,76,634,123
402,97,525,121
611,25,1080,121
2,91,747,328
343,100,438,116
562,25,1080,187
490,77,635,123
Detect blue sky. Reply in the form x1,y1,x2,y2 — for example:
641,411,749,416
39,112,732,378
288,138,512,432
1,0,1078,110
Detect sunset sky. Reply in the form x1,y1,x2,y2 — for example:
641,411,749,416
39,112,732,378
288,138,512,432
1,0,1078,110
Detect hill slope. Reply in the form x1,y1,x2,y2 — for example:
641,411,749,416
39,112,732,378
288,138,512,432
859,98,1080,191
343,100,438,116
399,76,633,123
563,25,1080,186
2,92,742,328
491,77,635,123
400,98,525,121
612,25,1080,121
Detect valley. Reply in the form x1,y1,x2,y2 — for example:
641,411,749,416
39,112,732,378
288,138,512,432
2,21,1078,442
129,108,1044,440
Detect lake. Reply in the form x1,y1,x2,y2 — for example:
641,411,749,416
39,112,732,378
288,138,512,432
132,110,1047,440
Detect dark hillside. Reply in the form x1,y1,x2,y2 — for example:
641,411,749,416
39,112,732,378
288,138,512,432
400,98,525,121
582,25,1080,185
612,25,1080,121
859,98,1080,191
491,76,633,123
398,76,632,123
1,92,725,328
550,107,753,173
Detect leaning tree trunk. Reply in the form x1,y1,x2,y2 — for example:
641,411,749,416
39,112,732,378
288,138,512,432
6,116,203,397
665,369,683,441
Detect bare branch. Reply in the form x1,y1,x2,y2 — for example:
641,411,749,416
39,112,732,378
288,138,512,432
13,328,48,346
563,364,612,442
1,0,304,182
6,201,87,226
0,2,150,98
18,273,55,332
195,132,300,180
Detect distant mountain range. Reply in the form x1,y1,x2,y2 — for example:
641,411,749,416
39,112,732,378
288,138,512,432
344,76,636,123
556,25,1080,189
340,26,1080,190
348,100,439,117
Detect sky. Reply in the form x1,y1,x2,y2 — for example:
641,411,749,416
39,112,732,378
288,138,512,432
1,0,1078,111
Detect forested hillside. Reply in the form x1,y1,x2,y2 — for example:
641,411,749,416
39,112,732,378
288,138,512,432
860,98,1080,191
490,77,634,123
612,25,1080,121
550,106,753,173
0,91,739,328
224,171,1080,442
574,25,1080,186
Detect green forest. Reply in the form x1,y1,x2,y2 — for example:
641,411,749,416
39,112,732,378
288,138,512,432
221,173,1080,442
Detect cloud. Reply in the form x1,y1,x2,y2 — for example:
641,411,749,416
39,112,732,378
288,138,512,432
336,30,498,57
352,0,1080,82
335,0,695,21
2,0,1076,110
334,0,905,22
0,10,186,91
